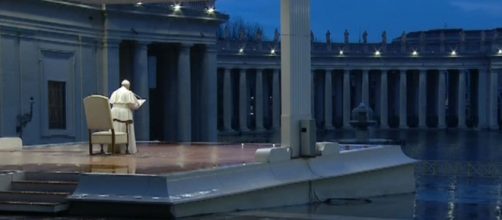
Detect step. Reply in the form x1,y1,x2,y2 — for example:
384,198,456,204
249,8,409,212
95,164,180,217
23,172,80,182
0,201,68,213
10,180,78,193
0,191,69,203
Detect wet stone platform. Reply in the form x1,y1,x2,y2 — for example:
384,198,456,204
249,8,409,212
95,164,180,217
0,143,264,174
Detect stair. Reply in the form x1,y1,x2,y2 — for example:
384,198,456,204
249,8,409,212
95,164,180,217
0,171,79,213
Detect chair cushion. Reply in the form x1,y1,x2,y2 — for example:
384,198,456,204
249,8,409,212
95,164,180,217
91,131,128,144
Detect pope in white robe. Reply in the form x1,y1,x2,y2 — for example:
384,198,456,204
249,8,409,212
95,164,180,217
109,80,140,154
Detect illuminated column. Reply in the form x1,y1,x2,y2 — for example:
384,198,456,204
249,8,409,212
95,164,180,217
272,69,281,129
380,70,388,128
418,69,427,128
132,41,149,140
362,69,369,105
343,69,351,128
239,68,249,132
438,70,447,128
489,68,499,129
255,69,264,131
177,43,192,142
281,0,312,157
478,68,489,129
324,69,333,129
457,70,467,128
223,68,233,131
399,69,407,128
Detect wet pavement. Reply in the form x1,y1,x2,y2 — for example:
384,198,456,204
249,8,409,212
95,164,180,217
0,143,263,174
2,129,502,219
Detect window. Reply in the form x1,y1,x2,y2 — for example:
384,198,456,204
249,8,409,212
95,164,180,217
48,81,66,129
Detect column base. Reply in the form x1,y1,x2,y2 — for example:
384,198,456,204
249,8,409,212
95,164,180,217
457,124,467,129
218,129,239,136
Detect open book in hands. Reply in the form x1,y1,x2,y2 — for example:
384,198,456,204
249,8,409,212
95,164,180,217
138,99,146,108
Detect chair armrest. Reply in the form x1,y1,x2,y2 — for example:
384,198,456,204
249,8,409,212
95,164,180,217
113,119,133,124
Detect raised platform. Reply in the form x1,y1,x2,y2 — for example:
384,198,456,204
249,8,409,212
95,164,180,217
67,143,416,218
0,142,417,218
0,143,263,174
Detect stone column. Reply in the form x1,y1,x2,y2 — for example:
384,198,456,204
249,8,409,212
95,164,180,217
272,69,281,129
380,70,388,128
324,69,333,129
102,39,120,96
399,70,407,128
418,69,427,128
458,70,467,128
255,69,264,131
489,69,499,129
438,70,447,128
177,43,192,142
223,68,233,131
362,69,369,105
478,68,489,129
132,42,149,140
201,45,218,141
239,69,249,132
311,70,315,118
281,0,312,157
343,69,351,128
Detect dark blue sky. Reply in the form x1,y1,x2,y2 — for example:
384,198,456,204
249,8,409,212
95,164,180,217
216,0,502,42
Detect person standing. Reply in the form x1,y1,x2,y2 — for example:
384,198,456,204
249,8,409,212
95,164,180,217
109,79,141,154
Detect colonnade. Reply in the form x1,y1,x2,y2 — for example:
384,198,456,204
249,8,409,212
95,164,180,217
220,68,281,132
217,67,501,132
117,41,218,142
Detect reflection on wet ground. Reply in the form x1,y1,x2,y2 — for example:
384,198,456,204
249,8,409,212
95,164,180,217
208,130,502,219
0,143,263,174
2,130,502,219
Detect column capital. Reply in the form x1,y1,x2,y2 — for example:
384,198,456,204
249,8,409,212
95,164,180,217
489,68,502,73
418,69,428,73
103,38,121,48
460,69,471,74
205,44,218,53
135,41,150,47
180,43,193,49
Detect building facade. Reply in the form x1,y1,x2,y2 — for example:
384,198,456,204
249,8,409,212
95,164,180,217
0,0,225,144
1,0,502,145
216,28,502,138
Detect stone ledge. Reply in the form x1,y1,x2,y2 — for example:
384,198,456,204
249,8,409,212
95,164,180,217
255,147,291,163
0,137,22,151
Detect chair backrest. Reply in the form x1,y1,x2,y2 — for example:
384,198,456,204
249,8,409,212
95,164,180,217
83,95,113,130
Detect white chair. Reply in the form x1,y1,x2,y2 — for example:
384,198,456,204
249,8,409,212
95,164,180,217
83,95,131,155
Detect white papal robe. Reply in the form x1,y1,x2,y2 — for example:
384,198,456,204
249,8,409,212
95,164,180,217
109,86,140,154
